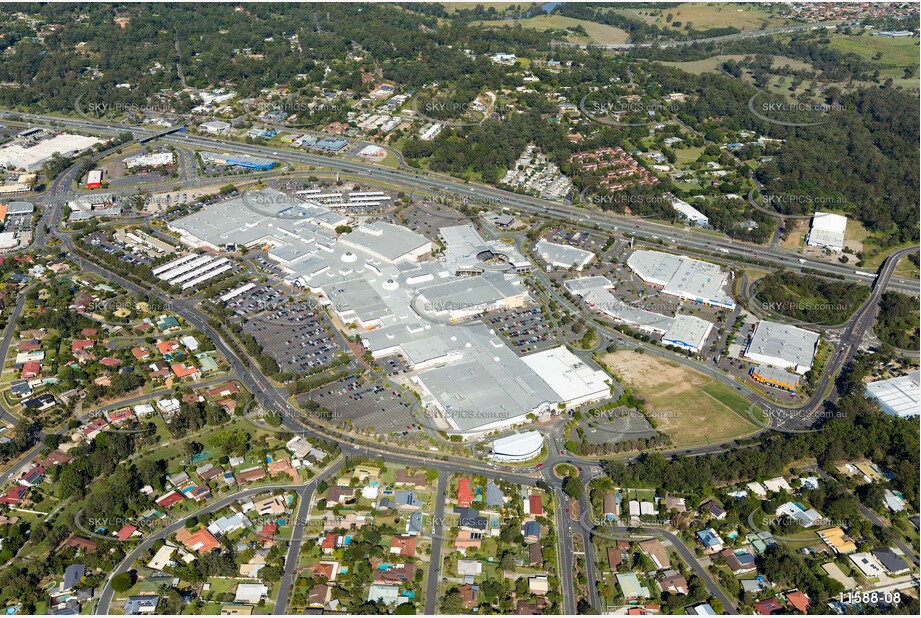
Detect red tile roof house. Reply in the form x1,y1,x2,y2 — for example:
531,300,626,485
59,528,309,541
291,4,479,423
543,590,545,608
754,597,784,615
237,467,267,483
65,536,98,552
0,486,30,505
18,464,46,487
71,339,94,352
106,408,135,424
39,450,73,467
207,382,239,399
390,535,417,558
529,495,544,516
176,527,221,554
18,339,42,353
155,490,184,508
785,591,810,614
157,340,180,355
131,346,150,360
82,418,109,440
100,357,121,368
114,525,139,540
170,363,199,380
80,328,98,337
268,458,299,482
457,478,473,507
313,562,337,581
258,523,277,545
320,532,337,554
20,360,41,379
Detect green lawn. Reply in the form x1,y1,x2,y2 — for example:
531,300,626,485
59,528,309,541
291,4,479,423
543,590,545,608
474,14,630,45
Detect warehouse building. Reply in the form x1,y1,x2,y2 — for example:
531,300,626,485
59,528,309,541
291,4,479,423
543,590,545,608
807,212,847,252
627,250,735,310
199,151,275,171
124,152,174,168
520,347,611,407
534,238,594,271
750,365,801,393
199,121,232,135
415,272,528,321
661,314,713,353
566,275,673,333
865,371,920,418
0,133,102,172
743,320,819,375
671,197,709,227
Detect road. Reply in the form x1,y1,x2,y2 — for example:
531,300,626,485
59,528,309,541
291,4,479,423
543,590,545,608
581,510,739,614
4,108,916,293
424,473,449,614
273,459,343,614
559,20,845,49
95,479,326,614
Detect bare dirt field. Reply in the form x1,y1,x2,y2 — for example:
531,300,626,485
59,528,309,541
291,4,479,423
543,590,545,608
601,351,759,447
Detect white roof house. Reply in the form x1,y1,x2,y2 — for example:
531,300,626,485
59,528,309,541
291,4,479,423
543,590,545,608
234,583,269,604
849,552,886,579
807,212,847,252
763,477,792,493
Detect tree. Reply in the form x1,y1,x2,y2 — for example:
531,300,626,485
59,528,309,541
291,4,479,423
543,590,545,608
110,572,135,593
441,588,463,614
563,475,584,500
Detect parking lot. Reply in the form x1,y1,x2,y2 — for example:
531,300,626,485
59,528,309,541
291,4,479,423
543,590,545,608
86,231,154,267
376,353,412,378
305,375,422,434
229,284,346,374
397,202,469,241
484,306,555,355
575,408,657,445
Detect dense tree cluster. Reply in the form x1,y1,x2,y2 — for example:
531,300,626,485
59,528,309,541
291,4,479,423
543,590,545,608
756,271,869,324
874,291,920,350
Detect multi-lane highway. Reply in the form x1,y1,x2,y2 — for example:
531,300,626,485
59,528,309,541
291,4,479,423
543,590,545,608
3,108,916,294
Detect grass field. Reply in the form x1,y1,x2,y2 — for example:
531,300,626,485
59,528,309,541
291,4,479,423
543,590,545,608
893,251,920,279
443,2,523,13
828,35,920,73
601,351,760,448
674,145,704,165
661,54,813,75
474,14,630,45
612,3,785,32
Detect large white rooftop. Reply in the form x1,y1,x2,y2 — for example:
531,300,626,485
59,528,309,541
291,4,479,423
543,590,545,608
627,250,735,309
744,320,819,374
0,133,102,172
865,371,920,418
535,238,594,270
520,347,611,406
661,314,713,353
808,212,847,251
